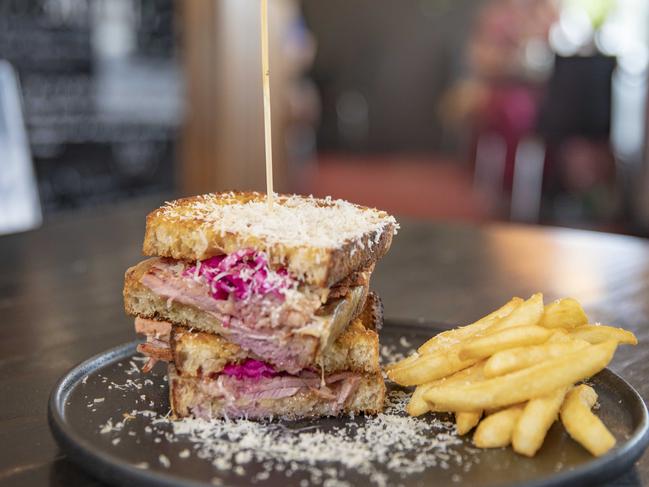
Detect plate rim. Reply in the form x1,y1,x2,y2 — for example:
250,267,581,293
48,321,649,487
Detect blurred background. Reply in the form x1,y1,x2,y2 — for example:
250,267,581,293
1,0,648,236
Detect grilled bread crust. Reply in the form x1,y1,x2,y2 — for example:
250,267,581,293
357,291,383,331
171,293,382,377
171,329,250,378
169,366,386,419
142,192,396,287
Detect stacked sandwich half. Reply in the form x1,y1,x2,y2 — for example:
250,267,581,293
123,192,398,419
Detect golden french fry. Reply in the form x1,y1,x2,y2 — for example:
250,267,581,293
407,362,486,416
407,383,434,416
387,345,478,386
429,360,487,386
424,341,617,411
547,330,571,342
487,293,544,333
569,325,638,346
459,325,552,361
539,298,589,329
418,297,523,354
512,387,568,457
385,352,420,372
484,340,589,378
473,404,524,448
561,384,616,456
456,411,482,435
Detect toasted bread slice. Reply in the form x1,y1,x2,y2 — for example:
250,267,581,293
170,296,381,377
142,192,397,287
169,365,386,420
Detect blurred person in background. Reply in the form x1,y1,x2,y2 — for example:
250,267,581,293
439,0,558,219
441,0,649,232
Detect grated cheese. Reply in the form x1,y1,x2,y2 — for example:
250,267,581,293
380,343,410,366
164,391,472,486
159,454,171,468
100,384,476,486
158,193,398,250
95,347,480,486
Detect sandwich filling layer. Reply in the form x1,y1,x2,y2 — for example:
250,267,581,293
168,365,384,420
135,315,381,377
132,250,370,372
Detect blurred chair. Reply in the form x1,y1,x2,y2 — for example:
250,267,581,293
0,61,42,235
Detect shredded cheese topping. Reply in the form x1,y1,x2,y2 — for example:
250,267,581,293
157,193,398,250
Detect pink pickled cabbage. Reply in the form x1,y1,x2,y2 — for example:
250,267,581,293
222,359,277,380
186,249,293,301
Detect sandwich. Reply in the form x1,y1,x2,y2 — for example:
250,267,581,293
123,191,397,419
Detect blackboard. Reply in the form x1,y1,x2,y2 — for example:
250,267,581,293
0,0,179,212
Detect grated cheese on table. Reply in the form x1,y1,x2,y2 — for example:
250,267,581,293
99,386,475,486
159,454,171,468
158,193,398,250
166,391,468,486
380,343,410,366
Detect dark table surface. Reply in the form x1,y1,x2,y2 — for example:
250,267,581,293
1,195,648,486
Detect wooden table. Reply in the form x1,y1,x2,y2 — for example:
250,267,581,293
1,196,648,486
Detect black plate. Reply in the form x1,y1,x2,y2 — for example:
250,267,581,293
49,321,649,487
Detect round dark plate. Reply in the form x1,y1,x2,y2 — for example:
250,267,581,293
49,320,649,487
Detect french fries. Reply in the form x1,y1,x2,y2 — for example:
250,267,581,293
384,352,420,372
473,405,524,448
407,361,486,416
539,298,589,328
547,330,571,342
561,385,616,456
512,387,568,457
487,293,544,333
569,325,638,346
385,294,633,458
387,346,478,386
417,297,523,355
456,411,482,435
389,295,544,386
424,341,617,411
484,340,589,377
407,383,434,417
458,325,552,360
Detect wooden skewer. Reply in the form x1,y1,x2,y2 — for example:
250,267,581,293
261,0,274,210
